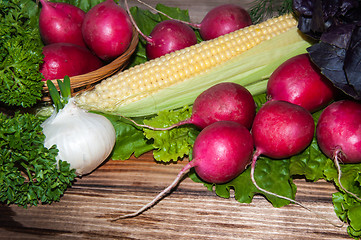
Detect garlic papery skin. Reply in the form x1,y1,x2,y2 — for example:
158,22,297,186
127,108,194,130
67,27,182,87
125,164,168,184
41,98,116,176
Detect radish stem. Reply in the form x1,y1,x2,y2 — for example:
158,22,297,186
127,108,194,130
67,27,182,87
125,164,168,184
124,0,153,43
333,148,361,202
121,115,192,131
132,0,201,29
250,149,344,228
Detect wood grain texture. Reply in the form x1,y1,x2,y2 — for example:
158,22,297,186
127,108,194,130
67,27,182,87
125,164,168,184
0,152,350,240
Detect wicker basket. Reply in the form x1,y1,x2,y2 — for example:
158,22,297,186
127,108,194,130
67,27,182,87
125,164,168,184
42,28,139,102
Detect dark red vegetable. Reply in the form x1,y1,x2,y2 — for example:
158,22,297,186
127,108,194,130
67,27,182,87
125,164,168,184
198,4,252,40
316,99,361,201
250,100,315,211
39,0,86,47
267,53,336,112
82,0,133,61
145,20,198,60
40,43,104,80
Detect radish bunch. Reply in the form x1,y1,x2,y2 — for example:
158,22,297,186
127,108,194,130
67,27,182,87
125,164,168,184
113,52,360,222
126,0,252,59
38,0,133,80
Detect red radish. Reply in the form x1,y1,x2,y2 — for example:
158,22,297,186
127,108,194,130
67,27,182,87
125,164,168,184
112,121,254,219
251,100,315,160
124,0,197,60
267,54,336,112
198,4,252,40
316,100,361,201
191,121,253,184
250,100,318,214
188,82,256,129
82,0,133,61
40,43,104,80
39,0,86,47
132,0,252,41
145,20,198,60
124,82,256,130
249,100,339,226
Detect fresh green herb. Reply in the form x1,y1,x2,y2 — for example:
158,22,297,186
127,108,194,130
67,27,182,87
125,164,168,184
0,112,76,207
0,0,44,108
248,0,293,24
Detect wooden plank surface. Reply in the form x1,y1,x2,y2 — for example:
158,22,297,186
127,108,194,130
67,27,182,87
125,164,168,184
0,0,352,239
0,152,349,239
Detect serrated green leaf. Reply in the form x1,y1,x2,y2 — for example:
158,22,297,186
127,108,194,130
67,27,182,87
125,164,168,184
156,3,191,22
143,106,199,162
325,162,361,200
190,156,296,207
289,138,333,181
333,191,361,239
50,0,104,12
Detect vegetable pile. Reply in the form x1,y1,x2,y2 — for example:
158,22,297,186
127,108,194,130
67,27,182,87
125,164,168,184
1,0,361,239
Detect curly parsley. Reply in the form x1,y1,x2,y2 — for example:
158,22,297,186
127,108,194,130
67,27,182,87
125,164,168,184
0,112,76,207
0,0,44,108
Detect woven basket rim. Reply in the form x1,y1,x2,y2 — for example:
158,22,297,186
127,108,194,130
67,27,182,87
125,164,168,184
42,28,139,93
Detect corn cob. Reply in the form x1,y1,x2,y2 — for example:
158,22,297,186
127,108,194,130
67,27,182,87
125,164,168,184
75,14,312,117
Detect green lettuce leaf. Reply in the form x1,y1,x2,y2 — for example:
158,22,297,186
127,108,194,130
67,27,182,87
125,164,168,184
143,106,199,162
190,156,296,207
324,162,361,200
333,192,361,239
289,138,333,181
100,113,154,160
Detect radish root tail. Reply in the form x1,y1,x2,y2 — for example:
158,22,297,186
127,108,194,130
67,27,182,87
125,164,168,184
111,161,195,221
121,115,191,131
250,150,344,228
333,148,361,202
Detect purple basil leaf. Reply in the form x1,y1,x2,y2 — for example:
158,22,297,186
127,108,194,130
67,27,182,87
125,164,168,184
320,23,354,48
307,42,347,89
297,16,319,38
344,26,361,100
344,7,361,24
308,42,360,99
321,0,339,19
293,0,314,15
339,0,360,15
